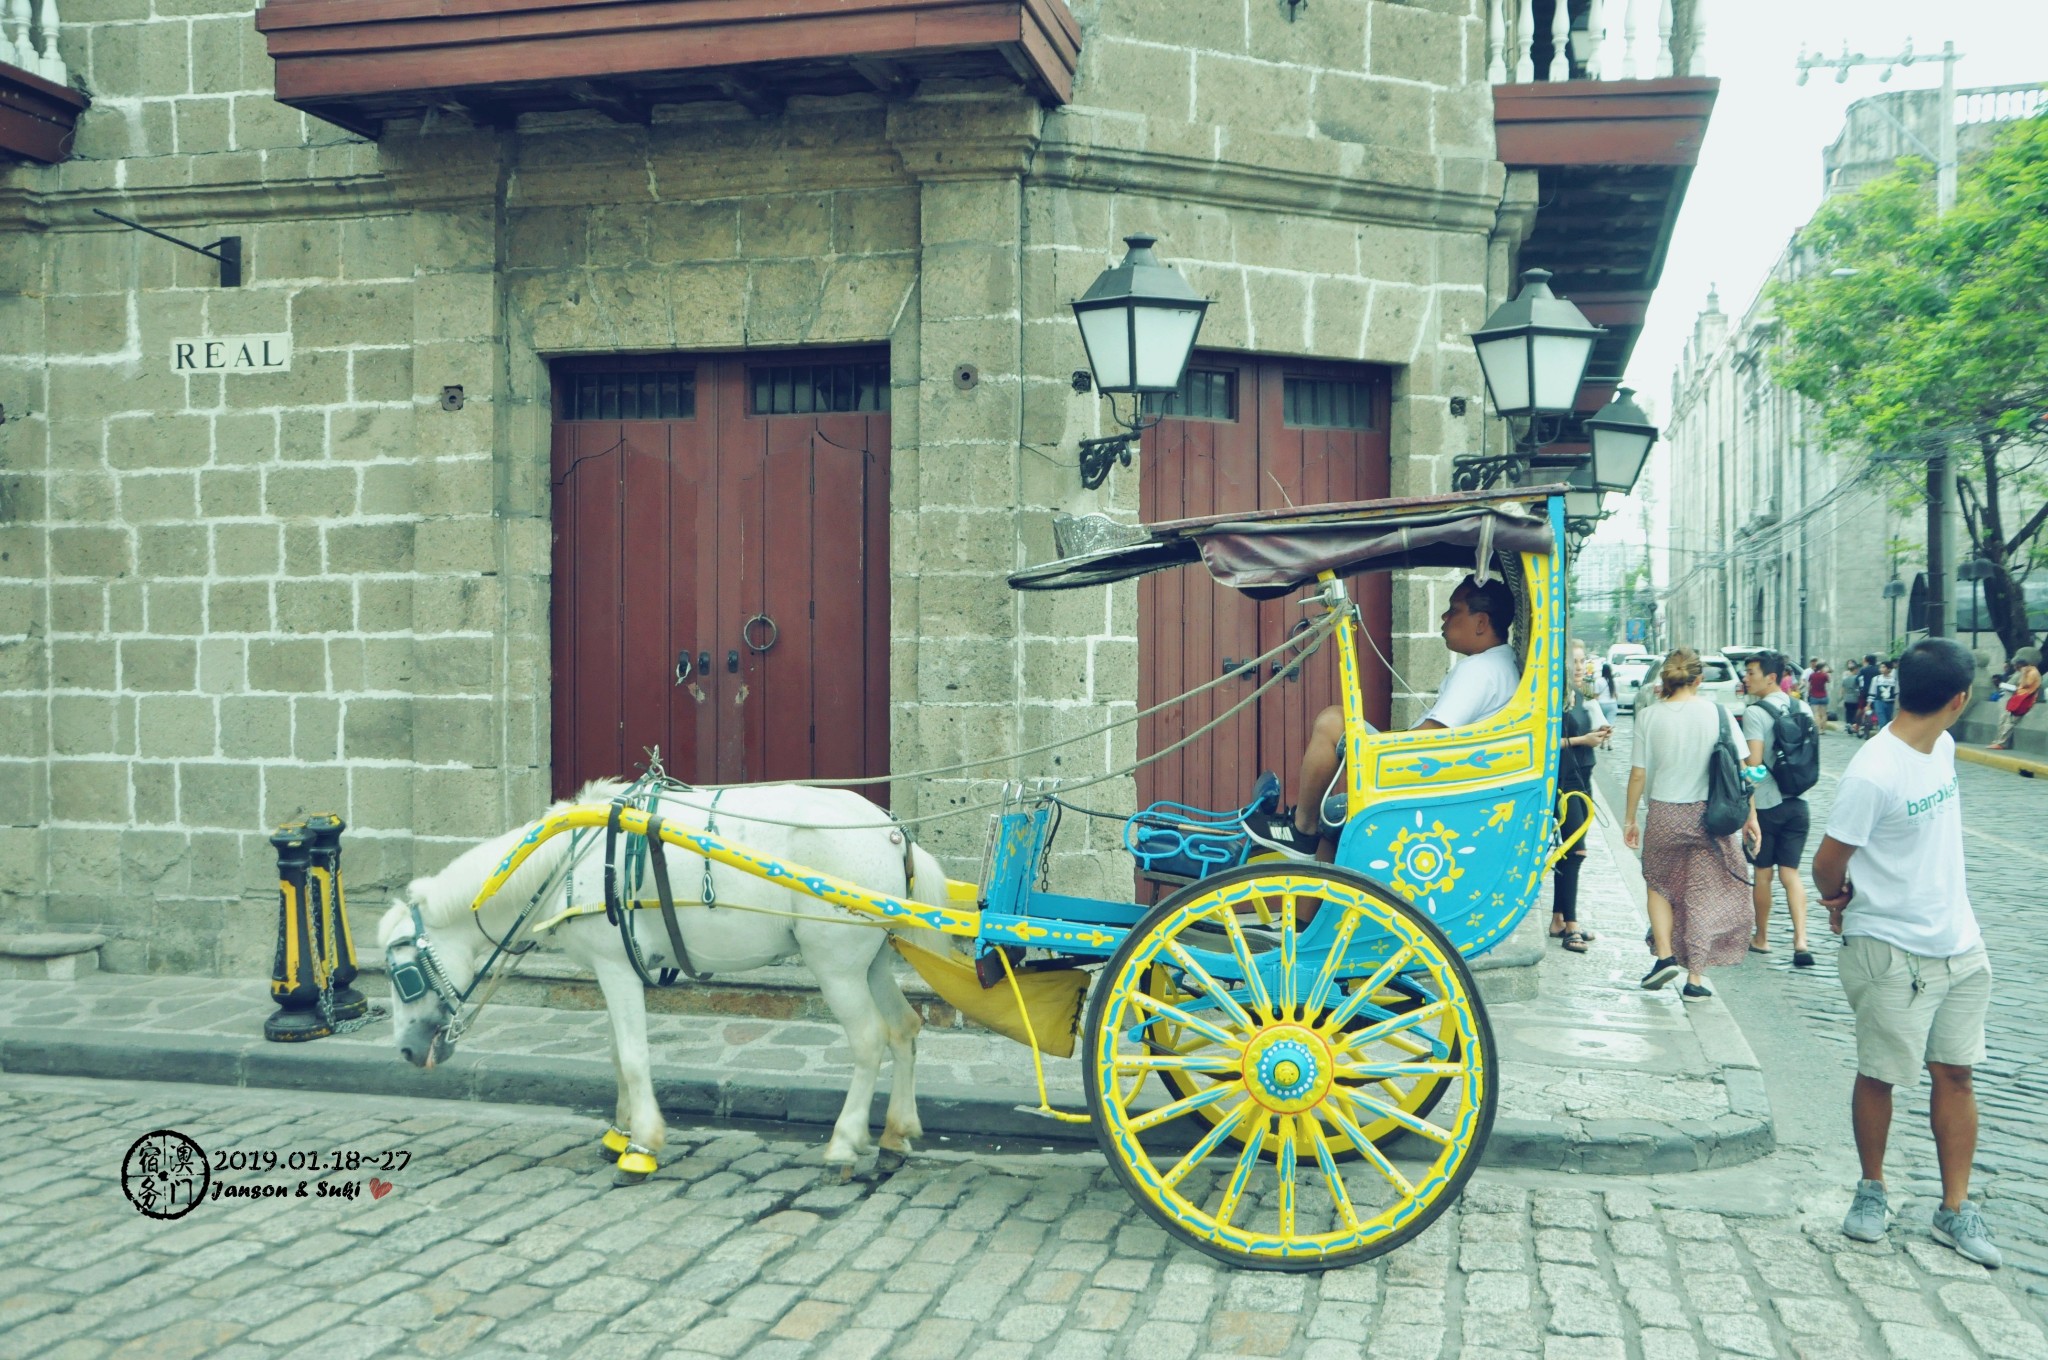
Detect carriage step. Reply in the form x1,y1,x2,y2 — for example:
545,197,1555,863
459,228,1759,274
354,953,968,1028
0,933,108,981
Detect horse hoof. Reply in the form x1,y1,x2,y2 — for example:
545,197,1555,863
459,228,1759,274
601,1126,630,1156
613,1144,657,1185
875,1148,907,1175
838,1163,856,1183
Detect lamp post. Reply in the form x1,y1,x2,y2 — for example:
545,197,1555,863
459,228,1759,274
1067,235,1210,490
1957,556,1995,649
1562,460,1607,555
1454,268,1606,490
1882,576,1906,649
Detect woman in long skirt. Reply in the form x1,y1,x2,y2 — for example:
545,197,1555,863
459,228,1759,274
1621,648,1760,998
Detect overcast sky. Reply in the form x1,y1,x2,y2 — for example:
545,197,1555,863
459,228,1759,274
1624,0,2048,403
1588,0,2047,551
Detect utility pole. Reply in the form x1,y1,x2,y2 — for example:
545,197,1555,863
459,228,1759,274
1796,39,1964,638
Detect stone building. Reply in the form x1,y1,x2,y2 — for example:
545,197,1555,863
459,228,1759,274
1,0,1713,976
1660,83,2044,667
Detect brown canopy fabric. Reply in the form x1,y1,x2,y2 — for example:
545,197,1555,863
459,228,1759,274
1009,488,1560,596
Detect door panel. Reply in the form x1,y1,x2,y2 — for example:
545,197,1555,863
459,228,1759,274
1137,356,1393,833
550,352,889,801
1137,372,1263,826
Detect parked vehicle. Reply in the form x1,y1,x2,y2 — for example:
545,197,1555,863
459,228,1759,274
1699,653,1742,710
1614,657,1655,712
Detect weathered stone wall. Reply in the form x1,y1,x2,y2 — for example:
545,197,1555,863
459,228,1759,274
1,0,1514,973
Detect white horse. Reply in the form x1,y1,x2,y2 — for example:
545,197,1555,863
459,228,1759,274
376,778,952,1181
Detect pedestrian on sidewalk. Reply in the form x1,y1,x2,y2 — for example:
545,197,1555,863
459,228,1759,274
1739,652,1817,968
1870,661,1898,728
1989,646,2039,750
1551,684,1610,953
1815,638,2001,1268
1807,660,1831,732
1842,658,1867,735
1622,648,1761,999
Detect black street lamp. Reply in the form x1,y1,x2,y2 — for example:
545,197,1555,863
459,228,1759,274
1882,576,1906,648
1957,556,1995,649
1562,459,1606,554
1584,386,1659,496
1069,234,1211,489
1455,269,1606,490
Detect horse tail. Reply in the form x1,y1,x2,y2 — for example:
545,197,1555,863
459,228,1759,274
890,842,965,960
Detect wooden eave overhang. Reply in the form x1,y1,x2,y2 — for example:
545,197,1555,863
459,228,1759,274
0,60,89,164
1494,77,1719,412
254,0,1082,135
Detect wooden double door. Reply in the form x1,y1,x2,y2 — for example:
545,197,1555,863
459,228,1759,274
549,352,891,800
1138,356,1394,824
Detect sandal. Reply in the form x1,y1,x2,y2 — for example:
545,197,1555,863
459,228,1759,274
1562,930,1590,953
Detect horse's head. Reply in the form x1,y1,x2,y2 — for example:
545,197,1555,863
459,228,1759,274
377,896,478,1069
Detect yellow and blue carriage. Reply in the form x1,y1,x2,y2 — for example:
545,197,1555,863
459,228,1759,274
482,487,1570,1272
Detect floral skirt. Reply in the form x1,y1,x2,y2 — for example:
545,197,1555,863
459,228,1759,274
1641,799,1752,971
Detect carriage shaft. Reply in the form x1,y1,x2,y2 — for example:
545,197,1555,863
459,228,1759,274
470,805,983,938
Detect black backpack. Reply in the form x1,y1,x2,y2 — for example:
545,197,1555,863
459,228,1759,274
1751,698,1820,799
1704,713,1751,837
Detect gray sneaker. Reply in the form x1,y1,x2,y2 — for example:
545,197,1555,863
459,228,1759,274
1841,1178,1889,1242
1931,1200,2002,1268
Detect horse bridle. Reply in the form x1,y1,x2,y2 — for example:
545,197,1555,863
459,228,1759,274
386,829,592,1044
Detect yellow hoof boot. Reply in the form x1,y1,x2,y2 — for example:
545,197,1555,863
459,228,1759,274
600,1126,630,1155
613,1144,657,1185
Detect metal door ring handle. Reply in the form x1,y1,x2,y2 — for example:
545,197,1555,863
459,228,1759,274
743,615,778,653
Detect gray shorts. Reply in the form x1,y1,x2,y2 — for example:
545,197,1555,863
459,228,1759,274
1839,935,1991,1088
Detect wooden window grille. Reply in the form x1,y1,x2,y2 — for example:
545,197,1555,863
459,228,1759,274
749,362,890,415
1283,377,1376,430
1142,367,1237,421
561,370,696,421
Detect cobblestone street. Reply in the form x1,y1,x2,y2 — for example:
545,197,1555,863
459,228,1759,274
2,1071,2044,1360
1598,716,2048,1294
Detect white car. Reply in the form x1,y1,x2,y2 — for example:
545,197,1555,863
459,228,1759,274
1699,653,1742,710
1614,658,1654,713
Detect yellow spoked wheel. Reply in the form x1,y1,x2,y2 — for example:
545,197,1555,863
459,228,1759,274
1086,864,1495,1272
1145,965,1460,1159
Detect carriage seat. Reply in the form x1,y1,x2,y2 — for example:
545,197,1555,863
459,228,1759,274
1125,772,1282,881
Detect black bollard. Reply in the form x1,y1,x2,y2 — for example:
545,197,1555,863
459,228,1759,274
266,822,328,1041
304,812,368,1027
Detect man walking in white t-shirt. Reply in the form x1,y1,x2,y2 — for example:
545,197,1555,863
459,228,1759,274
1813,638,1999,1267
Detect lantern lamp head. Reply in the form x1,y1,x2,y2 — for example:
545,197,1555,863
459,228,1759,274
1070,235,1211,397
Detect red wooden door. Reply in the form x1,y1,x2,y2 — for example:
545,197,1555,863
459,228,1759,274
550,353,890,800
1137,357,1393,827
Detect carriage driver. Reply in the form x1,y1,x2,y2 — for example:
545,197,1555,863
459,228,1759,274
1249,574,1521,860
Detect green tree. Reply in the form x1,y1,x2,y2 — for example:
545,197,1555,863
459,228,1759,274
1772,108,2048,658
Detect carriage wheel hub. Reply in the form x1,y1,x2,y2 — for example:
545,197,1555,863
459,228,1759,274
1243,1026,1332,1114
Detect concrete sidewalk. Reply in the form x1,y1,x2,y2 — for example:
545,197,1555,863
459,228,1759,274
0,815,1771,1174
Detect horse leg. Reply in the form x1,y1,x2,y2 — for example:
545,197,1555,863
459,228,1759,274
591,957,666,1184
813,962,889,1174
602,1047,631,1157
868,945,923,1171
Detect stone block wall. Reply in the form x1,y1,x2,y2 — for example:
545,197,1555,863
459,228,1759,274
1,0,1520,972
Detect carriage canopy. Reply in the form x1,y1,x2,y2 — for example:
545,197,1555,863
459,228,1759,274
1009,486,1561,598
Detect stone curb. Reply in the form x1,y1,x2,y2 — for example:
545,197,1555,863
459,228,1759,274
1954,743,2048,778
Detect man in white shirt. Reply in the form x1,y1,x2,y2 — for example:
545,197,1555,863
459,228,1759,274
1251,574,1519,858
1814,638,1999,1267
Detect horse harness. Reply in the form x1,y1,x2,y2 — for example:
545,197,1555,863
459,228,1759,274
601,778,923,991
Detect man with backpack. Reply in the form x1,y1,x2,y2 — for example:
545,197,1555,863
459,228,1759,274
1742,651,1820,967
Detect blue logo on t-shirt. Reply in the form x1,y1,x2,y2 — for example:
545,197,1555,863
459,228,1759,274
1904,777,1959,819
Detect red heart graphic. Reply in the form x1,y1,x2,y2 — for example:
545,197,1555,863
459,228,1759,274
369,1178,393,1200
